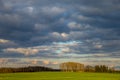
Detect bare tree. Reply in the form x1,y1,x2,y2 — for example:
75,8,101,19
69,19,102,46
60,62,84,72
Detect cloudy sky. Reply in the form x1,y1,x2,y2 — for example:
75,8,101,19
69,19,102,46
0,0,120,69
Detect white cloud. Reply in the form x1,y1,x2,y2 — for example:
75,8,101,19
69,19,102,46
51,32,61,37
92,54,108,57
78,15,89,20
42,60,50,65
0,39,10,43
15,5,36,16
41,6,65,15
2,40,82,58
61,33,69,39
50,32,69,40
31,59,38,64
52,62,58,65
52,41,82,55
61,48,71,53
0,58,8,63
53,41,82,47
68,22,82,29
67,21,91,30
92,41,103,49
0,39,17,47
27,7,34,13
55,48,71,54
94,44,103,49
42,60,58,65
72,13,93,21
4,48,39,56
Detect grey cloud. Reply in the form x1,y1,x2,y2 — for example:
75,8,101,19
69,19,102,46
0,0,120,68
0,0,4,10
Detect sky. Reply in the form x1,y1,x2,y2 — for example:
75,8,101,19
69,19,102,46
0,0,120,69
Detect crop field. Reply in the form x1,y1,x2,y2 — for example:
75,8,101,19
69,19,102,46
0,72,120,80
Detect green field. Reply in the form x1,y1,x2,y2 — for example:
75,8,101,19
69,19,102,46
0,72,120,80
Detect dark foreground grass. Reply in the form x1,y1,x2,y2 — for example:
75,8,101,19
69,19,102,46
0,72,120,80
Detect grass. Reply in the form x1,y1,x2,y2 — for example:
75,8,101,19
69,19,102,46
0,72,120,80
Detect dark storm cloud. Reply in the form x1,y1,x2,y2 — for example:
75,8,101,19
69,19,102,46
0,0,119,42
0,0,120,67
0,0,4,9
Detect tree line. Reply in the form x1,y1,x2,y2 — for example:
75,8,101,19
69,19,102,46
0,62,120,73
60,62,120,73
0,66,60,73
85,65,115,73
